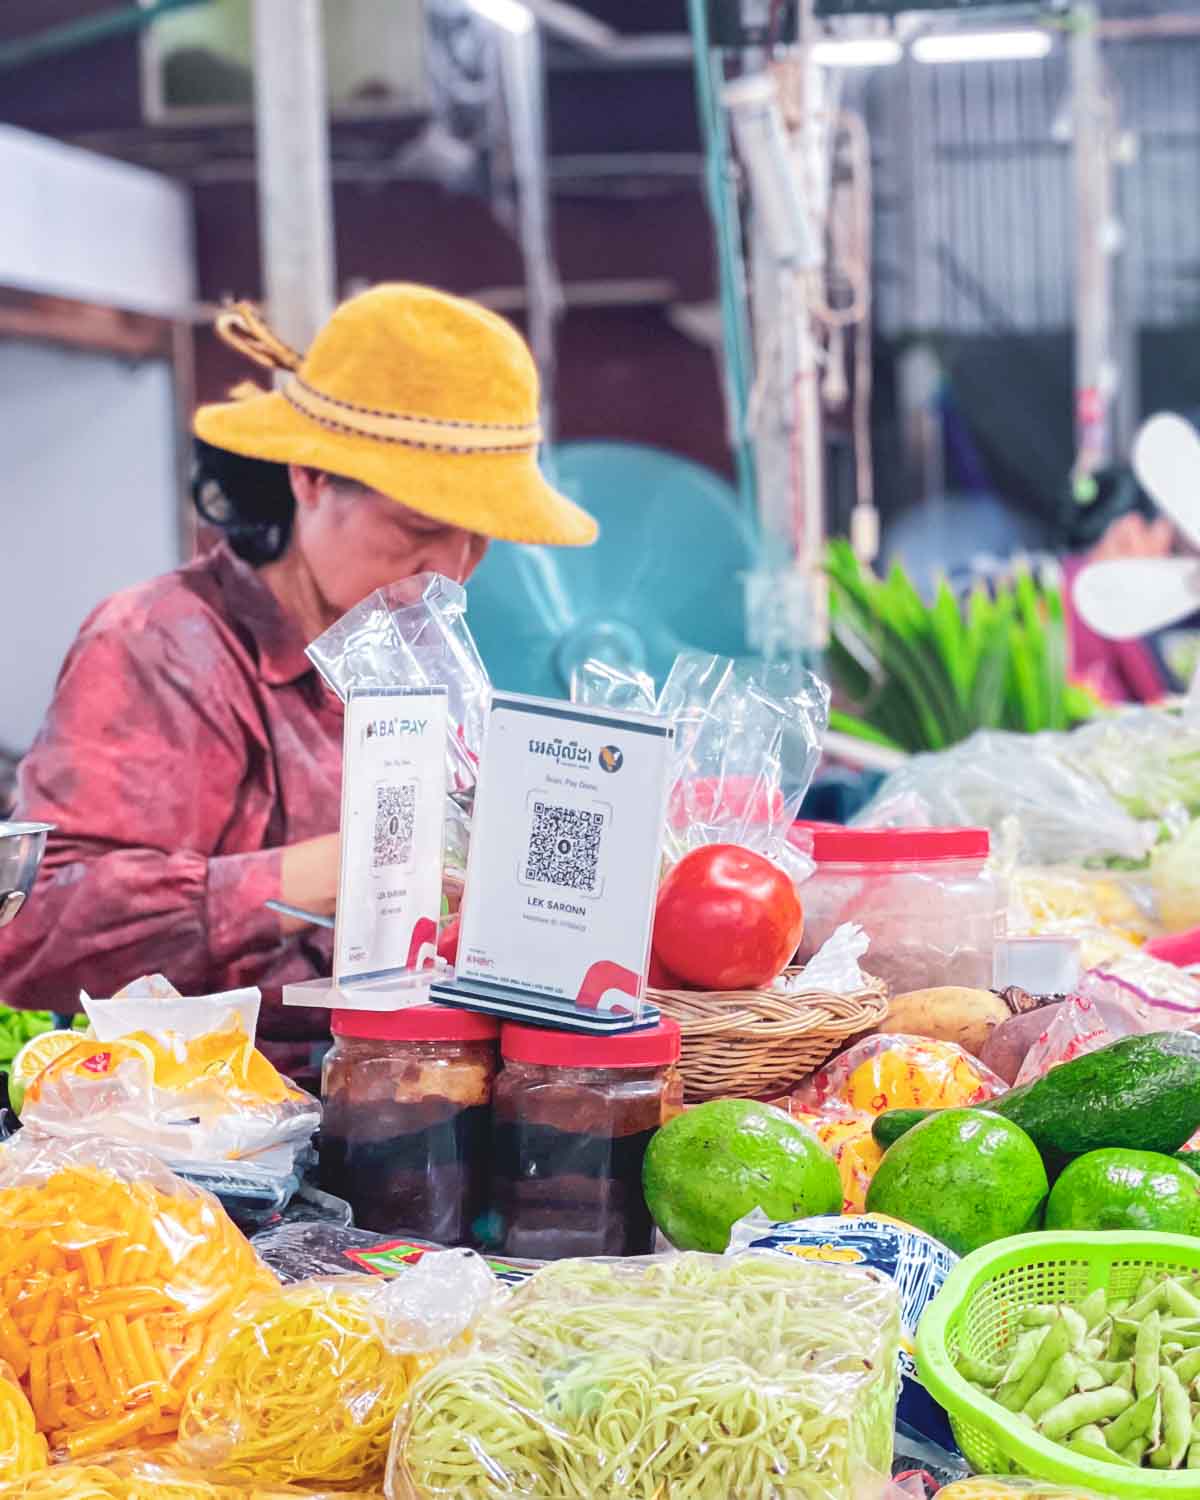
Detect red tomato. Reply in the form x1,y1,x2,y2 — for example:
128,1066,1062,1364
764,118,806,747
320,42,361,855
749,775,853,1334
651,844,803,990
646,950,686,990
437,916,460,965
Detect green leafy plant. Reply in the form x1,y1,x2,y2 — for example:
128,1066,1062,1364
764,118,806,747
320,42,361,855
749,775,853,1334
825,540,1098,753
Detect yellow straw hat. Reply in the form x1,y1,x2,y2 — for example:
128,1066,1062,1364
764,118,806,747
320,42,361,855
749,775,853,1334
194,282,597,547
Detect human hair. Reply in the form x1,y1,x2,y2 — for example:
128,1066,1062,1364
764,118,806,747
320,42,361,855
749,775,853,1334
192,438,296,565
192,440,367,566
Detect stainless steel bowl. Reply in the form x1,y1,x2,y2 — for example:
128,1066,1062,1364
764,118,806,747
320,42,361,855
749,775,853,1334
0,822,52,929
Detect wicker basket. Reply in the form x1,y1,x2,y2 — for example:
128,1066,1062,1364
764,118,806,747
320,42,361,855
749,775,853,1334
647,969,889,1102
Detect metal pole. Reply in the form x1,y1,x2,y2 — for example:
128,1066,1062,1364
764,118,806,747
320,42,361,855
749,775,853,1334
251,0,336,351
1070,1,1113,490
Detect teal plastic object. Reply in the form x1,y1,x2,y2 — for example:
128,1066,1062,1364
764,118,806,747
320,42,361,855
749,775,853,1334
466,441,757,699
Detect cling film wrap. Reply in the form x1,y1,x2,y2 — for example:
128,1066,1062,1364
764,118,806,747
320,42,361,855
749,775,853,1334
0,1455,384,1500
0,1137,276,1461
388,1251,901,1500
177,1251,498,1488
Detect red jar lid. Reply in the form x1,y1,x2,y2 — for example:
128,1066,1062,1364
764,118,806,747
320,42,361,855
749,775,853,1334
501,1018,681,1069
790,823,990,864
332,1004,500,1042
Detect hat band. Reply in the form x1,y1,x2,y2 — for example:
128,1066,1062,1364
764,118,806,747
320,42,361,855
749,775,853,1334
282,375,542,454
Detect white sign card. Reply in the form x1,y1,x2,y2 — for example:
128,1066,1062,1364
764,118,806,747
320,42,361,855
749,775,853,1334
435,692,674,1030
333,686,448,986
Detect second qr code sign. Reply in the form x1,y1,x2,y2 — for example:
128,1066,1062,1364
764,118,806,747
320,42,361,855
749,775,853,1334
454,693,675,1010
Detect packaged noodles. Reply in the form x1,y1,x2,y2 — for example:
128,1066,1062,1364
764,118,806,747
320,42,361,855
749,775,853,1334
179,1251,497,1488
389,1251,900,1500
0,1138,275,1459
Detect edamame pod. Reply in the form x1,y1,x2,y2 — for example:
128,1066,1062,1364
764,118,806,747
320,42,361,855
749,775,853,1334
1151,1365,1191,1469
1001,1320,1074,1413
1135,1310,1162,1400
1102,1388,1159,1452
1039,1385,1133,1442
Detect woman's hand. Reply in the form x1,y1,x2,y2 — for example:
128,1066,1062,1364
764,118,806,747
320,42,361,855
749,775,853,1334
278,832,341,933
1089,511,1174,564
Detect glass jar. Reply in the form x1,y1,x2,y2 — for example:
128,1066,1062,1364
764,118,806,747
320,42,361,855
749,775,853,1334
319,1006,498,1245
792,825,1004,994
488,1020,683,1260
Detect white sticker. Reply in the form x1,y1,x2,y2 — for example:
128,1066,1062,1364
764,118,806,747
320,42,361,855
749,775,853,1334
335,687,448,984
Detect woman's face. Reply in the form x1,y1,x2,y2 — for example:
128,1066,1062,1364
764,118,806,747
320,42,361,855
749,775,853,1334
289,466,489,616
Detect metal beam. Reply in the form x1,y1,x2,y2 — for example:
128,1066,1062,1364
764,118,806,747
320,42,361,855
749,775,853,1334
0,0,208,73
251,0,336,350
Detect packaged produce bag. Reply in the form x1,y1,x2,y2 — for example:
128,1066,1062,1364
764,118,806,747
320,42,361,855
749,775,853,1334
0,1456,385,1500
728,1211,959,1453
388,1251,901,1500
21,1005,319,1169
0,1137,276,1459
178,1250,496,1489
784,1035,1007,1211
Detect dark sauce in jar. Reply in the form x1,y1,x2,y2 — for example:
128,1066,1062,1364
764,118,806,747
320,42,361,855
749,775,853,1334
486,1021,682,1260
319,1006,498,1246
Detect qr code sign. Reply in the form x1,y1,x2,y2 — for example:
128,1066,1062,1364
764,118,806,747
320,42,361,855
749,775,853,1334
525,801,604,893
373,782,416,869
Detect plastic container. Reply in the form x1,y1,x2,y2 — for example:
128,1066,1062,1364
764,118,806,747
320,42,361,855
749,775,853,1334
319,1005,499,1245
917,1229,1200,1497
488,1020,683,1259
792,825,1004,994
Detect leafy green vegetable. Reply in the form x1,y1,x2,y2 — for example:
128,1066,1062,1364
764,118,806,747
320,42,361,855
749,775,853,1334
825,545,1097,753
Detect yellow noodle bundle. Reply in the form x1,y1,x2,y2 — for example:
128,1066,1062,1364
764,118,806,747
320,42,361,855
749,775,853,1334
0,1140,276,1462
177,1281,432,1488
0,1455,384,1500
0,1366,47,1480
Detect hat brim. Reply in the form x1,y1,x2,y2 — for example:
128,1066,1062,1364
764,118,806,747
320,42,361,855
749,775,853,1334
194,389,598,547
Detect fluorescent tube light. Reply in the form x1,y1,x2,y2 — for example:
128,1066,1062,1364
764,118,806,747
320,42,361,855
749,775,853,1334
467,0,534,35
811,38,902,67
912,29,1052,63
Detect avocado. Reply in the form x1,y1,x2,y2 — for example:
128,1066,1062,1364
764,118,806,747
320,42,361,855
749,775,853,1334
865,1107,1049,1256
871,1031,1200,1176
1045,1148,1200,1234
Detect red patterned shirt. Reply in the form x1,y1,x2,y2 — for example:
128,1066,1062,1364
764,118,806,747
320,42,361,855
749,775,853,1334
0,544,342,1080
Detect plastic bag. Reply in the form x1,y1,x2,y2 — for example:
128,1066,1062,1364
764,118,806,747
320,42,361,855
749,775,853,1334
784,1036,1007,1212
249,1222,540,1288
658,652,828,870
0,1366,47,1480
856,730,1154,867
0,1457,384,1500
20,1019,319,1169
728,1213,958,1453
0,1137,276,1459
569,657,657,715
178,1252,495,1488
1005,862,1154,967
388,1251,901,1500
306,572,489,802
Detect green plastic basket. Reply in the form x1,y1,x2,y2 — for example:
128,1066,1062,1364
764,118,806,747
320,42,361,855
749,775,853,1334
917,1231,1200,1498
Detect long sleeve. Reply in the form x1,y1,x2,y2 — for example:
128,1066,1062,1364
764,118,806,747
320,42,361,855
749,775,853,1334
0,621,310,1009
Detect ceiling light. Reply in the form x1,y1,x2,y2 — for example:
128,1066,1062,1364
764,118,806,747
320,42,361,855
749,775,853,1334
466,0,534,35
912,29,1053,63
810,38,902,67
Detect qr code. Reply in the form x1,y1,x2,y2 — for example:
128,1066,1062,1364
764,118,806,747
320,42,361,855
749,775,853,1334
373,782,416,869
525,801,604,893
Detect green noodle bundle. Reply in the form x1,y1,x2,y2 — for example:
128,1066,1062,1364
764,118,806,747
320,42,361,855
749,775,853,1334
392,1253,900,1500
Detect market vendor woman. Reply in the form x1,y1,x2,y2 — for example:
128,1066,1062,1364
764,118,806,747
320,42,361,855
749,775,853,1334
0,283,596,1081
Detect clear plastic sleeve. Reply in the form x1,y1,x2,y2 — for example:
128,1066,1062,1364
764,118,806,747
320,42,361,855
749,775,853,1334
387,1251,901,1500
728,1213,958,1453
249,1222,541,1288
19,1021,319,1169
0,1456,385,1500
0,1137,276,1460
177,1252,497,1488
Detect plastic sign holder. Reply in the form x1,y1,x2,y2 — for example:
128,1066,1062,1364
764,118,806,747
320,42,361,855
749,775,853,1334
284,686,448,1013
432,692,675,1032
